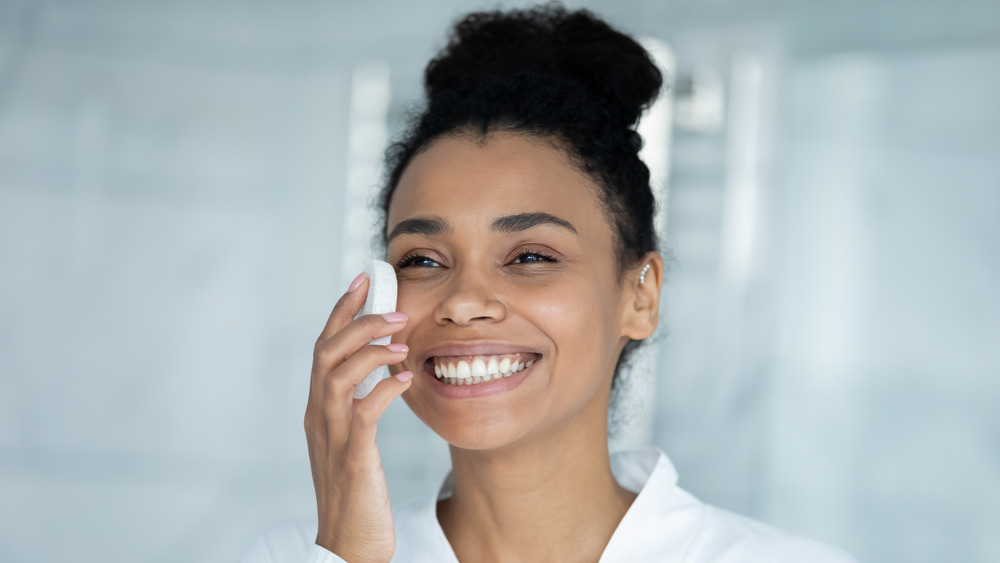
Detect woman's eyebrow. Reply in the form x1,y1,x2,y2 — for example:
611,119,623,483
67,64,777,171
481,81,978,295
386,216,450,242
491,212,577,234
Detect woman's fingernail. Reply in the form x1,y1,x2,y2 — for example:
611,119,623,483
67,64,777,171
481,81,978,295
348,272,367,292
386,343,408,353
394,371,414,382
382,312,408,323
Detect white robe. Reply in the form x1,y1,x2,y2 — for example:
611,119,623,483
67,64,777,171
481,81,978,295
242,447,856,562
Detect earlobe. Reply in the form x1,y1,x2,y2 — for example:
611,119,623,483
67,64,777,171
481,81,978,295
621,253,663,340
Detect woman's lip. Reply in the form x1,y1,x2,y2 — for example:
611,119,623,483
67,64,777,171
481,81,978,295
423,358,537,399
419,341,543,364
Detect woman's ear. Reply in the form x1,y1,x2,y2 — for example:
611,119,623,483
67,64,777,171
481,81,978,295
620,252,664,341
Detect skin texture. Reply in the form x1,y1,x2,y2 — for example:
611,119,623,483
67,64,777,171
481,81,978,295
307,131,663,563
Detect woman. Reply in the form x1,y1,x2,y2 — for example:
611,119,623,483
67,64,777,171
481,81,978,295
244,5,855,562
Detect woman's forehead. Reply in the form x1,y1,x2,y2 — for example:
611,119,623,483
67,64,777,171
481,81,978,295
387,133,607,233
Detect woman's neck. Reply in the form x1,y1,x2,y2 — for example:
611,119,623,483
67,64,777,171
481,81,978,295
437,401,637,563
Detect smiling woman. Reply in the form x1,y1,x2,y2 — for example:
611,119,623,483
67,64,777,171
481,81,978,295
243,4,854,563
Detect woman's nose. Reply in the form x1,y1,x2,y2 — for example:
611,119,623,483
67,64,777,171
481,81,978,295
433,267,507,326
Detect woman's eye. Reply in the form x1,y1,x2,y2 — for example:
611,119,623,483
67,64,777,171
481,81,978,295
397,254,441,268
511,252,557,264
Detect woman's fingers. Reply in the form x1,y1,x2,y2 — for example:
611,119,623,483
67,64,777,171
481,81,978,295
310,340,409,447
313,312,409,379
316,273,369,344
310,315,408,423
319,343,409,406
346,372,414,454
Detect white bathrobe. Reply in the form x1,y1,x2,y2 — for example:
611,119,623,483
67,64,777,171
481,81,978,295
242,447,855,563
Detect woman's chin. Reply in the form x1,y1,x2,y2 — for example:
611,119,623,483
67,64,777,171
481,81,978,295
408,405,532,452
438,429,521,452
400,367,548,450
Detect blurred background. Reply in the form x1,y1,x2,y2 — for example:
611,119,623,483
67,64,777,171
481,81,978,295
1,0,998,561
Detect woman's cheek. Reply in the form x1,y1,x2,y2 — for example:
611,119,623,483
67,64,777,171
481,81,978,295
388,283,415,345
526,280,586,322
390,280,438,342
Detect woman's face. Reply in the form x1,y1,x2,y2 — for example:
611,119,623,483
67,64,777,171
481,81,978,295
386,132,633,450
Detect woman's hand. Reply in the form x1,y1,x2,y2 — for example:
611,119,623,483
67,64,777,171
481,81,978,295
305,273,413,563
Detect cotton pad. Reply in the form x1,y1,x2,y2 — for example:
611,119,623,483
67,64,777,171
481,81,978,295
353,260,399,399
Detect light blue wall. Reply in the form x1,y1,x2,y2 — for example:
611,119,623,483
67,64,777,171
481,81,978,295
1,1,997,562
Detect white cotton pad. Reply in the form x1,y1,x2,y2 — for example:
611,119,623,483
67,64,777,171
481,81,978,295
352,260,398,399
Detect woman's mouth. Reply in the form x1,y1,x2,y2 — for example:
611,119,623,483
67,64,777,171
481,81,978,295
426,353,541,386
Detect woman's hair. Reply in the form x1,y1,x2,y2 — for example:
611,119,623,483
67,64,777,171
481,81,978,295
379,3,663,385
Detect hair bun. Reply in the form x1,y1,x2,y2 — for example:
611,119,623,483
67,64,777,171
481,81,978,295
425,5,662,128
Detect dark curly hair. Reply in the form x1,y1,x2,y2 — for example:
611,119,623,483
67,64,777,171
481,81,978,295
378,3,663,385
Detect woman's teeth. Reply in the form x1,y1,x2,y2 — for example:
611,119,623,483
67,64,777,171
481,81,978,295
432,355,536,385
